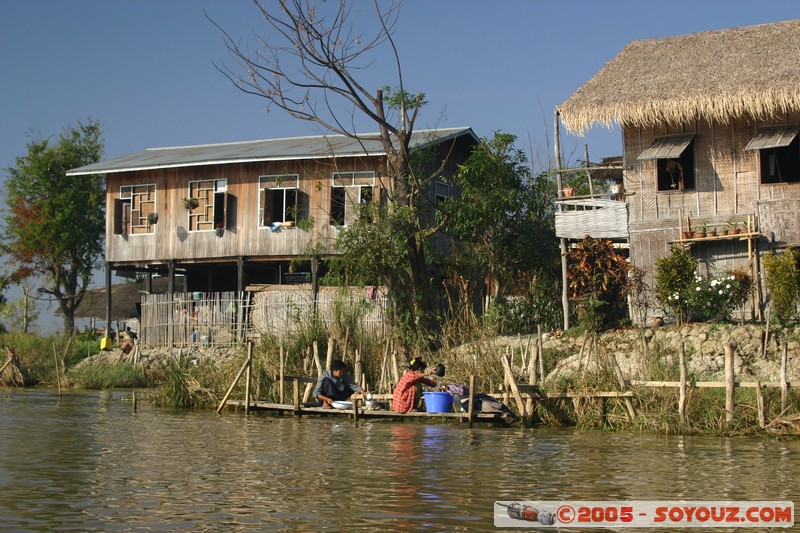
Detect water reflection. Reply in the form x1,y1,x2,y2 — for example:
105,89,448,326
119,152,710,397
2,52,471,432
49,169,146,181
0,389,797,532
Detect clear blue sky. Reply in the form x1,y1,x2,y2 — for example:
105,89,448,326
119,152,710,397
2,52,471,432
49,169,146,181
1,0,799,332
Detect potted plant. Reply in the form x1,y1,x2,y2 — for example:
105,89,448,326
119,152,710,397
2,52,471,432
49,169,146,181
183,197,199,211
698,223,708,238
728,219,741,235
707,224,717,237
147,212,159,225
215,222,225,237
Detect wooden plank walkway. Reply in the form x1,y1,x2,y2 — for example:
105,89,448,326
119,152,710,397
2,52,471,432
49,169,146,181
223,399,503,422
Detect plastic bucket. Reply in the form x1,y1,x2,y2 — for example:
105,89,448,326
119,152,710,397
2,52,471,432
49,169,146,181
423,391,453,413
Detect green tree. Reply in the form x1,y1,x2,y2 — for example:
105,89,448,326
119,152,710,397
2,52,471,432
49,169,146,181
2,119,105,335
443,132,561,329
0,283,40,333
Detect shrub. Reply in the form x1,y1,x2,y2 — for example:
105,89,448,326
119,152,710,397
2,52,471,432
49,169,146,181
763,248,800,324
566,236,630,330
655,246,698,323
687,270,751,322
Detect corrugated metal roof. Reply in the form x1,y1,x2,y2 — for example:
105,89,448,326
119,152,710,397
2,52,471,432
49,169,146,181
637,134,695,160
67,127,477,176
745,125,800,150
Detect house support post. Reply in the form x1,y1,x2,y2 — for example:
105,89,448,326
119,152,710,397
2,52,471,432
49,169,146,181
311,255,319,317
168,260,175,348
237,257,245,341
104,261,112,339
554,111,570,331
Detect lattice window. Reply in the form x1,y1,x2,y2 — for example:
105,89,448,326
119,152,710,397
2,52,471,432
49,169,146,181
116,184,156,235
330,171,374,226
188,179,227,231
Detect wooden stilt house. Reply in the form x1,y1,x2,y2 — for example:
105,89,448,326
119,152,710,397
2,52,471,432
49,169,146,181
67,128,478,344
557,19,800,323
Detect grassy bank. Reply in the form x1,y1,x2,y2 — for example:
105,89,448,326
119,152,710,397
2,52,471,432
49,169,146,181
3,323,798,436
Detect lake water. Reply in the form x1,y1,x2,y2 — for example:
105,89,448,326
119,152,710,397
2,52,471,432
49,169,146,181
0,388,797,532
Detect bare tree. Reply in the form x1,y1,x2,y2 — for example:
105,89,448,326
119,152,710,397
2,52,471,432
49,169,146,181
211,0,440,339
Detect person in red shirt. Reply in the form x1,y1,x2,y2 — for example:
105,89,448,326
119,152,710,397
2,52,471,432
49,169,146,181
392,358,438,413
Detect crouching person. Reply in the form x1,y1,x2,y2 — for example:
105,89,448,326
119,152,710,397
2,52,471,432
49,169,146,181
313,359,363,408
392,358,438,413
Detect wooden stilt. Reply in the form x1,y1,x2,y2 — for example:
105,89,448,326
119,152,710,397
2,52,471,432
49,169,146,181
724,343,735,425
279,343,285,404
293,378,300,416
216,355,251,413
679,343,687,424
501,353,528,423
755,381,766,428
468,375,476,429
781,342,789,413
244,341,252,415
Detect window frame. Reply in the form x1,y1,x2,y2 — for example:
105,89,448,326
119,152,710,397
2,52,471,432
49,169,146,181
259,174,300,227
187,178,227,232
746,125,800,184
639,135,696,192
116,184,157,236
330,171,375,226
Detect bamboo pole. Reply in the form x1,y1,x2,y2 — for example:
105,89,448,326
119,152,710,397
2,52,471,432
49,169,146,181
132,390,137,412
326,337,334,371
468,375,476,429
679,343,687,424
293,378,300,416
313,341,322,375
216,356,251,413
555,111,569,331
354,348,362,389
279,342,285,404
724,343,735,425
583,144,594,196
500,353,528,422
781,342,789,413
244,341,252,415
0,355,13,375
537,324,545,383
52,343,61,397
755,381,766,428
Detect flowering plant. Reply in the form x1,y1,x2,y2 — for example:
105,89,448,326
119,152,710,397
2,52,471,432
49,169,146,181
687,269,751,322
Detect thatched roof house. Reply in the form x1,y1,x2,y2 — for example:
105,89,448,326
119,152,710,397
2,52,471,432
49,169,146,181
558,19,800,133
557,19,800,324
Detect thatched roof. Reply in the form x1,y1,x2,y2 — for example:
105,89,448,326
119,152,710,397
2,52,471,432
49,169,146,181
558,19,800,134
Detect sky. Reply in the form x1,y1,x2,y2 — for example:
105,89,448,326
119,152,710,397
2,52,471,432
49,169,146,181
1,0,799,333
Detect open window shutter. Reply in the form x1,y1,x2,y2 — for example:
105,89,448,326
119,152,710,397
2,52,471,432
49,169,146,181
113,198,123,234
263,189,273,225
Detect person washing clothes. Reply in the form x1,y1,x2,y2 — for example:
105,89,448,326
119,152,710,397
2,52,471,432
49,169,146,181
392,357,438,413
313,359,363,408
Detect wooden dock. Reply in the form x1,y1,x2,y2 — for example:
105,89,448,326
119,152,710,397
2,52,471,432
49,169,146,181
222,399,505,423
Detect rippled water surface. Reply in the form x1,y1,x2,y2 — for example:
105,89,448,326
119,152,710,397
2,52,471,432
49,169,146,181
0,388,797,532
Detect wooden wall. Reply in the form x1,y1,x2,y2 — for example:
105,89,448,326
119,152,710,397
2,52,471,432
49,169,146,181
105,155,387,265
623,113,800,321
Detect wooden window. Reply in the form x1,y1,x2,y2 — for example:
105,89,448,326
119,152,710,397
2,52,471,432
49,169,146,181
330,171,375,226
188,179,227,231
746,125,800,184
259,174,299,226
639,135,696,192
116,184,156,235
